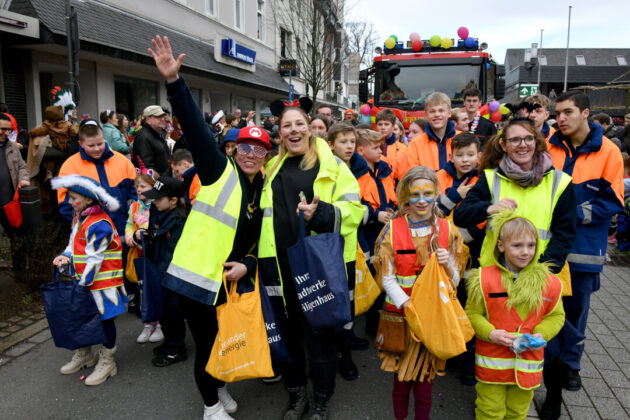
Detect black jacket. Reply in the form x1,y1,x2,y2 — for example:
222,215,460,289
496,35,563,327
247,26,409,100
165,77,262,291
453,166,577,272
469,116,497,150
145,206,187,273
132,121,171,176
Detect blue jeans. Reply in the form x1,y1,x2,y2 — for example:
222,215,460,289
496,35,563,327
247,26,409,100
561,271,599,370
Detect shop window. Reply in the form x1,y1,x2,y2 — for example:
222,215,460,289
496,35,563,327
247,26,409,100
114,76,159,120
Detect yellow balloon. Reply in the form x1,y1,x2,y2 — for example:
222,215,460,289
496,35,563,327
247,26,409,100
499,104,510,115
441,37,453,49
429,35,441,47
385,37,396,49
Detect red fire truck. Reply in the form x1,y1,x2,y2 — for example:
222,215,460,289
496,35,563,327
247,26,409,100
358,38,506,129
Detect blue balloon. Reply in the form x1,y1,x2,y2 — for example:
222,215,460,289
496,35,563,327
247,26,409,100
464,37,475,48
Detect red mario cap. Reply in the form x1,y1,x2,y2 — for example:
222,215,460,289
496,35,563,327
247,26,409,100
236,126,271,150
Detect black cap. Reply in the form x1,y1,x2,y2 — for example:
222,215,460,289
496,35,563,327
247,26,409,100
143,177,184,199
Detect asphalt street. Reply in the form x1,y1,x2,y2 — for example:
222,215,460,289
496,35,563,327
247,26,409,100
0,312,476,419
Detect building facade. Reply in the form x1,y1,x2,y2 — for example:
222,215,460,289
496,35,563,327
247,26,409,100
504,48,630,116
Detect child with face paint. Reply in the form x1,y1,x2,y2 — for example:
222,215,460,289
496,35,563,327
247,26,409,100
373,166,468,420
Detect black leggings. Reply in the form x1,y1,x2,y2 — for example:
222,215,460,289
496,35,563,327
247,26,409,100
102,318,116,349
178,294,224,407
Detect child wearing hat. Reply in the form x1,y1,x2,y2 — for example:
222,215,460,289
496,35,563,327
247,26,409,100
51,175,128,386
134,177,189,366
219,128,239,156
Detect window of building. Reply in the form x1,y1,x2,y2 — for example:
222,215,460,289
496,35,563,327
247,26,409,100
234,0,242,29
114,76,159,120
616,56,627,65
539,55,547,65
190,87,202,108
280,28,291,58
257,0,264,40
575,55,586,65
205,0,214,15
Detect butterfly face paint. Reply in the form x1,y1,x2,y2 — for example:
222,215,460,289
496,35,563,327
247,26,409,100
407,179,437,221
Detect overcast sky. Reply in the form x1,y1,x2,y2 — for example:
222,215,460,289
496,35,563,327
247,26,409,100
346,0,630,64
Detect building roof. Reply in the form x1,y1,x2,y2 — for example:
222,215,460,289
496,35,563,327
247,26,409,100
9,0,290,94
505,48,630,71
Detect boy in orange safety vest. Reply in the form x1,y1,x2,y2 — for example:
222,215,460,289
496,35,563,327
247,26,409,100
465,211,565,420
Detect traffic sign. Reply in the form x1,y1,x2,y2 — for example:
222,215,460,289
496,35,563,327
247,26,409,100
519,84,539,98
289,84,294,102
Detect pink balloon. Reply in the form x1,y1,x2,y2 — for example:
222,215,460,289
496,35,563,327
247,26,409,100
360,104,371,116
409,32,420,42
457,26,469,39
489,100,500,112
411,39,423,52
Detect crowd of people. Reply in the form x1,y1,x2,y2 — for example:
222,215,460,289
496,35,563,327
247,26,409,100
0,34,628,420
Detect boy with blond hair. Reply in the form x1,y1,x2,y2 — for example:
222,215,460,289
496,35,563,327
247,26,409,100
396,92,459,176
524,94,555,140
451,108,470,133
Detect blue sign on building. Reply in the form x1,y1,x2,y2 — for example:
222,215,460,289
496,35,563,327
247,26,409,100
221,39,256,65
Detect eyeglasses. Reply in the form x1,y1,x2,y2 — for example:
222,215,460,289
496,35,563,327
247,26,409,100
505,135,536,146
236,143,267,158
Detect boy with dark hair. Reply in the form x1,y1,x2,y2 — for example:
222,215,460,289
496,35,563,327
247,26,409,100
375,109,406,179
543,90,624,418
397,92,458,176
464,88,496,147
170,148,200,205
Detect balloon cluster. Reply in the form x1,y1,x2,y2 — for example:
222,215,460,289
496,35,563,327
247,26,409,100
478,100,511,122
385,26,478,52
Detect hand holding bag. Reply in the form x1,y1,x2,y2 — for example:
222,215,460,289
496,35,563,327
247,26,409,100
41,268,106,350
206,274,274,382
287,210,351,330
404,253,474,360
4,187,22,228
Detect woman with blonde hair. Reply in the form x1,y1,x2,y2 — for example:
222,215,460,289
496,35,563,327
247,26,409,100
259,99,364,420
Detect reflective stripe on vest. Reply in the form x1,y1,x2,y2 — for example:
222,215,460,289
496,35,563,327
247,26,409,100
566,253,606,265
386,216,450,313
480,168,571,268
72,212,124,291
167,159,242,304
475,265,561,390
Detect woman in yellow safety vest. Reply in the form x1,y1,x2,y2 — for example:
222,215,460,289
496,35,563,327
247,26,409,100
454,118,577,273
258,102,364,419
149,36,270,420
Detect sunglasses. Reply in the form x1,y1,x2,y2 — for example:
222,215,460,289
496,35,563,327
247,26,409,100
236,143,267,158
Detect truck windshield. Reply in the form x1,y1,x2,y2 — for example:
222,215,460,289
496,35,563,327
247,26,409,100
375,63,482,110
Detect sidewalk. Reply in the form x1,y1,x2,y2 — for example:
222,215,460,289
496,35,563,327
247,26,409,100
1,264,629,418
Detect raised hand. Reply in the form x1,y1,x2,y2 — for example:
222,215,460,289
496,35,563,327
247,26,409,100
147,35,186,83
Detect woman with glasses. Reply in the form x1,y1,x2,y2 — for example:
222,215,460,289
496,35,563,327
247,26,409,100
148,36,269,420
454,118,577,272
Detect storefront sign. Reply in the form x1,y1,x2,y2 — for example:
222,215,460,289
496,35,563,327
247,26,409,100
221,39,256,65
279,59,299,77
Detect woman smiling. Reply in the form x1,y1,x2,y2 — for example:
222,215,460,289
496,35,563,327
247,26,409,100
454,118,577,272
258,103,364,420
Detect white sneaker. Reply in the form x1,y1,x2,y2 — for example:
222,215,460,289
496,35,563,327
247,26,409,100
217,385,238,414
136,324,155,343
149,323,164,343
203,402,234,420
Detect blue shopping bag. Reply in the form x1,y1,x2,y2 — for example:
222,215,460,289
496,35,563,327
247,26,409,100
287,211,351,330
134,233,164,323
41,268,106,350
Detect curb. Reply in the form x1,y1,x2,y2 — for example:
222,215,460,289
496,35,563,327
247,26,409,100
0,318,49,354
